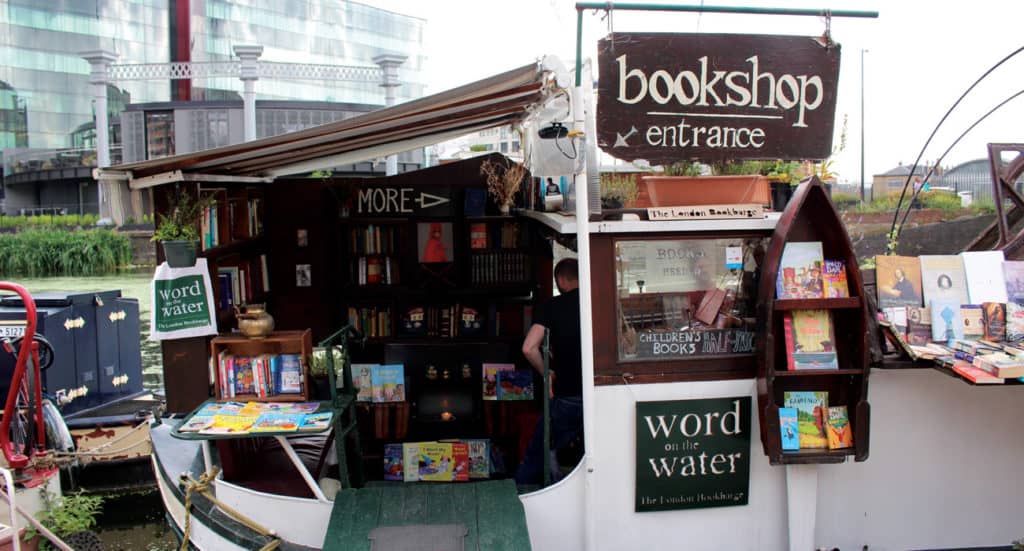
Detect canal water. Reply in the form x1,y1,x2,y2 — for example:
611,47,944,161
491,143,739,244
19,271,176,549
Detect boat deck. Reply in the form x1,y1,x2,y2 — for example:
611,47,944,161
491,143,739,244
323,479,531,551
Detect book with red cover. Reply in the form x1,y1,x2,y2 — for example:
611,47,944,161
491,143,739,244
951,360,1004,384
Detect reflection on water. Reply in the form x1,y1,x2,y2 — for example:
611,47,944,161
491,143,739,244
17,270,165,394
14,271,174,548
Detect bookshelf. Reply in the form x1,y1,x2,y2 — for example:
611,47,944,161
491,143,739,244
755,177,872,465
210,330,312,402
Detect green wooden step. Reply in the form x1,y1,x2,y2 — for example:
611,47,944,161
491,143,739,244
322,480,530,551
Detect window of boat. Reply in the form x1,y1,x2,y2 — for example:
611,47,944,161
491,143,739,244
614,237,768,362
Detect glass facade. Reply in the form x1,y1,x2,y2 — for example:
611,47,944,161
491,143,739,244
1,0,425,171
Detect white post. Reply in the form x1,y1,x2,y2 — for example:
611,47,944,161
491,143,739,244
234,45,264,142
373,54,406,176
80,50,118,223
785,464,819,551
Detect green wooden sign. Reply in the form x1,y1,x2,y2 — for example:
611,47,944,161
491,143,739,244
154,274,212,333
635,397,751,512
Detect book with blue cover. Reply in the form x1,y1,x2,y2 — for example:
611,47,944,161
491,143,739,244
372,364,405,402
275,353,304,395
496,370,534,401
778,407,800,451
930,299,964,342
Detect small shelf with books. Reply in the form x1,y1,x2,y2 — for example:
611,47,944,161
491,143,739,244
756,177,871,466
211,330,313,402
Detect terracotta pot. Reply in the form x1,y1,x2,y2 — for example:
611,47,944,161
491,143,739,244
639,175,771,207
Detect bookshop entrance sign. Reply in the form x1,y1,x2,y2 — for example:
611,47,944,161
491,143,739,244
597,33,841,164
635,397,751,512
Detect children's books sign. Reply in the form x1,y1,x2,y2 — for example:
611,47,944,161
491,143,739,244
150,258,217,341
635,397,750,512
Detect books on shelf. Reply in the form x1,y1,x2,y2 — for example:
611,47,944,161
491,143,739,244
920,255,969,306
470,251,531,284
962,250,1008,304
875,255,923,308
783,309,838,370
776,242,824,299
348,305,392,338
778,407,799,451
216,353,305,400
371,364,405,403
783,391,829,449
822,260,849,298
825,406,853,450
469,223,489,250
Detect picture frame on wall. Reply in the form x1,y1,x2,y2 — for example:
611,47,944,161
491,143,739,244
417,222,453,264
296,264,312,287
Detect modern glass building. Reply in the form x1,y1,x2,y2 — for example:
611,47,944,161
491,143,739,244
0,0,425,214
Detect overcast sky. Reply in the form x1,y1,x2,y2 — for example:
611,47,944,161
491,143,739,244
375,0,1024,185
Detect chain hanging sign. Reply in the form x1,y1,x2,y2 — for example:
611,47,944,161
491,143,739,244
598,33,841,164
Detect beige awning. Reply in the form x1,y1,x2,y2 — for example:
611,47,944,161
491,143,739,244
99,59,566,189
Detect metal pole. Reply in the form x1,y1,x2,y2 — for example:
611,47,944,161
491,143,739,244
374,55,407,176
234,45,264,143
80,50,117,223
860,49,866,202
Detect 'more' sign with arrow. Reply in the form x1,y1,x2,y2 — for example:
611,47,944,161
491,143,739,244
597,33,841,165
356,185,454,217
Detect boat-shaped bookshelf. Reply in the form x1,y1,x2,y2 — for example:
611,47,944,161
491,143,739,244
755,176,871,465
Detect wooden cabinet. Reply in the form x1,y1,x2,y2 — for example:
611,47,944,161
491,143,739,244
210,330,313,402
756,177,871,465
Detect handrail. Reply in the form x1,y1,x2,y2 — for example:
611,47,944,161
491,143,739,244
0,467,73,551
0,283,46,469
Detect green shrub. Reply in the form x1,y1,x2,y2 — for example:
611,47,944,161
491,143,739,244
830,192,861,210
916,191,962,211
0,229,133,277
28,490,103,550
0,213,99,229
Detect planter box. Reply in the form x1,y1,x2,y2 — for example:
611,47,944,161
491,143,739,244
639,175,771,207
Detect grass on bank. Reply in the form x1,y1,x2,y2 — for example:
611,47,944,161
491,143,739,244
0,229,133,277
839,190,996,215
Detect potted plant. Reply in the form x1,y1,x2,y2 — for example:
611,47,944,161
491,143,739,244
639,160,772,208
599,173,639,219
151,189,212,268
480,157,526,214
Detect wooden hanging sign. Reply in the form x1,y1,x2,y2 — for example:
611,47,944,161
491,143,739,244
597,33,841,164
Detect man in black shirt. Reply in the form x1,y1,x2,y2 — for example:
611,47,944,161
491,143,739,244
515,258,584,485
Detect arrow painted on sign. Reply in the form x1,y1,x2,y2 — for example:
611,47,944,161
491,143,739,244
416,192,450,209
614,126,638,147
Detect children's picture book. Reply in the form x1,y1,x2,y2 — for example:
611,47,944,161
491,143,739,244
982,302,1007,342
1003,261,1024,302
782,391,828,449
251,413,302,433
238,401,266,416
402,443,422,482
875,255,923,308
930,299,964,342
383,443,404,481
919,255,969,306
276,353,304,394
298,412,332,431
497,370,535,400
200,414,258,435
778,407,799,451
233,356,257,395
822,260,849,298
783,310,838,370
1007,302,1024,343
906,306,932,345
352,363,376,402
418,442,454,482
776,242,824,299
825,405,853,450
372,364,405,403
962,250,1008,304
452,442,470,482
961,304,984,339
465,439,490,479
178,415,214,432
482,363,515,400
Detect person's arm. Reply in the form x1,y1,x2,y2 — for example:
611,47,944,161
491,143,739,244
522,323,547,374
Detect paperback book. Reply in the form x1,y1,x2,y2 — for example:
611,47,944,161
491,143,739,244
962,250,1008,304
298,412,333,431
961,304,984,339
825,406,853,450
418,442,455,482
1007,302,1024,343
930,299,964,342
452,442,470,482
982,302,1007,342
783,309,838,370
497,370,535,400
371,364,405,403
783,391,828,449
906,306,932,345
919,254,969,306
251,413,302,433
875,255,923,308
200,414,259,435
778,407,800,451
383,443,404,481
1004,261,1024,302
403,443,423,482
178,415,214,432
776,242,825,299
275,353,304,395
352,363,376,402
482,363,514,400
465,439,491,479
822,260,849,298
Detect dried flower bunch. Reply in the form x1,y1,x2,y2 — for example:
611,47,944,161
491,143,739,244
480,158,527,209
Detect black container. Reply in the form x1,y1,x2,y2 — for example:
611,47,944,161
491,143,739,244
0,290,144,417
